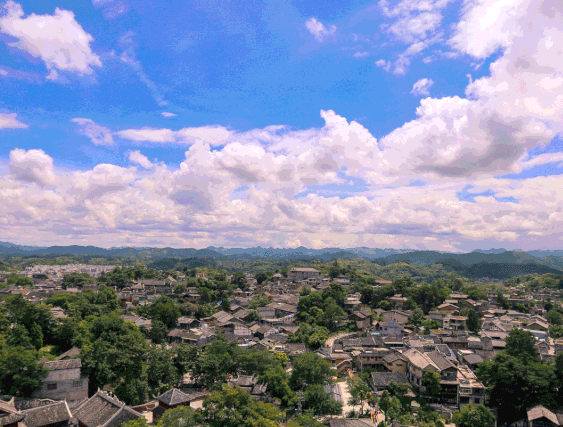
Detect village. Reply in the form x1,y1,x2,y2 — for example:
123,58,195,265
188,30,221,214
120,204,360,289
1,263,563,427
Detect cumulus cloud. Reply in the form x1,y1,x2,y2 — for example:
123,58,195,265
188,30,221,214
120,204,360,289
71,118,114,146
128,150,153,169
9,148,58,186
161,112,177,118
0,1,102,75
411,78,434,96
3,0,563,249
305,18,336,42
0,112,26,129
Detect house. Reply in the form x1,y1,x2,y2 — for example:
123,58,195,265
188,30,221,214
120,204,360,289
347,311,371,329
378,320,403,336
177,317,200,330
329,419,378,427
121,315,152,329
370,372,409,392
33,359,89,401
0,401,73,427
56,347,80,361
443,315,467,331
351,349,391,371
516,405,563,427
154,388,193,411
287,268,320,282
228,375,271,402
383,352,408,373
382,310,410,325
73,390,143,427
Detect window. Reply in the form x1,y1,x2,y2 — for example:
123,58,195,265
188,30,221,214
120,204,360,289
47,383,57,390
73,381,83,388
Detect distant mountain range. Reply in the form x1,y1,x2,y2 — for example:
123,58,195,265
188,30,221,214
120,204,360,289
2,241,563,280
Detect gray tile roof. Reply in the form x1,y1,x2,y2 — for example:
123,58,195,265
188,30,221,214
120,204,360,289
43,358,82,371
21,401,72,427
371,372,409,387
329,419,375,427
156,388,192,406
73,390,135,427
0,413,25,426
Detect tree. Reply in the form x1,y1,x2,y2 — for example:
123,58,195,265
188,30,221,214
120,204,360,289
193,335,241,387
231,272,247,289
148,320,168,345
550,324,563,339
302,384,343,416
174,344,200,377
158,406,200,427
465,308,481,333
423,371,442,397
546,309,563,326
150,296,181,329
147,346,180,395
81,313,149,401
260,365,295,407
202,385,281,427
255,272,269,285
477,352,557,423
0,338,48,396
505,328,539,363
347,376,371,414
290,353,334,389
496,293,509,309
15,276,34,287
388,381,411,397
61,272,92,289
453,403,495,427
120,419,148,427
378,390,391,423
243,310,261,322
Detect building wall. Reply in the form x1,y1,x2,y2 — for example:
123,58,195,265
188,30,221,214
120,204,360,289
33,375,89,401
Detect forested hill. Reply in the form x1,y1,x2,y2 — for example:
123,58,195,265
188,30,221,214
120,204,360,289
2,240,563,280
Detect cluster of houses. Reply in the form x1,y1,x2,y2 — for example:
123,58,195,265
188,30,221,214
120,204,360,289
3,266,563,426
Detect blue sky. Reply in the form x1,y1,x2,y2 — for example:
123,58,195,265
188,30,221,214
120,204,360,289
1,0,563,251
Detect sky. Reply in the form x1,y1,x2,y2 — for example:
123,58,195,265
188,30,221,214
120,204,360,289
1,0,563,251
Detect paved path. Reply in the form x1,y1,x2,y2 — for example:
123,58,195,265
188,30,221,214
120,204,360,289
325,332,357,347
338,379,385,425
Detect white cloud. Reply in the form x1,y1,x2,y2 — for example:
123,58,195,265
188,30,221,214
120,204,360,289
0,1,102,75
161,112,177,118
92,0,128,19
411,78,434,96
9,148,58,186
0,112,27,129
378,0,453,74
117,125,233,146
375,59,391,72
116,127,176,143
71,118,114,146
353,51,369,58
128,150,153,169
0,69,8,76
305,18,336,42
118,31,166,107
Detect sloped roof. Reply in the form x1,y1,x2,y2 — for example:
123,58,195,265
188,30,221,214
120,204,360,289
527,405,560,425
43,358,82,371
100,405,143,427
55,346,81,360
21,401,72,427
329,419,376,427
0,413,25,426
371,372,409,387
156,388,193,406
73,390,130,427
